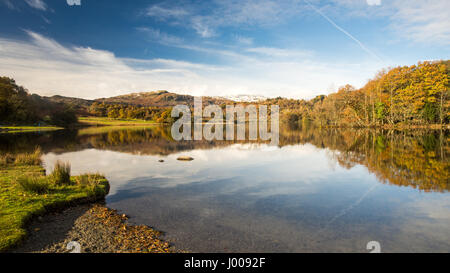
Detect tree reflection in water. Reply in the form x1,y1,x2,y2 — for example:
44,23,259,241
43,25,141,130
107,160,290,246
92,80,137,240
1,124,448,192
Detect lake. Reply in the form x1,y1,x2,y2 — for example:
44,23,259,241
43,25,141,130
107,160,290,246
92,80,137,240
1,125,449,252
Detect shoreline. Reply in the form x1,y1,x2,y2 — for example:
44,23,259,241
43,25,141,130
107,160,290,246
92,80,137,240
0,159,109,251
0,149,175,253
285,123,450,130
0,126,63,134
9,203,176,253
77,116,161,127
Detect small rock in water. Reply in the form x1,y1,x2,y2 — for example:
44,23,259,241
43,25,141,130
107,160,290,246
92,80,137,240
158,160,164,163
177,156,194,161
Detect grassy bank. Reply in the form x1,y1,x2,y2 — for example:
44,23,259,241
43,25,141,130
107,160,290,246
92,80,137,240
0,126,63,134
77,125,158,136
375,124,450,130
0,148,109,252
78,117,157,127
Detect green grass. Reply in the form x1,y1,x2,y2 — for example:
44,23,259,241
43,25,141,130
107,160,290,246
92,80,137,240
0,150,110,252
17,176,51,194
0,126,63,133
49,160,71,185
13,147,42,166
77,125,157,136
78,116,157,126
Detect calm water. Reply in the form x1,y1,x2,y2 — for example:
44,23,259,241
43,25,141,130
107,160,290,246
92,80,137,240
1,126,449,252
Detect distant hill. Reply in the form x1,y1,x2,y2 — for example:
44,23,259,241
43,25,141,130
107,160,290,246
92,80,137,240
41,90,237,115
44,95,94,106
44,95,94,115
96,90,192,107
96,90,234,107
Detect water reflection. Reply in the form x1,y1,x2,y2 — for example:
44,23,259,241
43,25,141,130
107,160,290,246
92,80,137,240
1,126,449,252
2,125,448,192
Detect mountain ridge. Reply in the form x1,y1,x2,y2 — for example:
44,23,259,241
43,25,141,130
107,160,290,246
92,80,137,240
44,90,249,109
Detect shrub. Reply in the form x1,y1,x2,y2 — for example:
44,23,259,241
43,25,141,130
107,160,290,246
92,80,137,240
50,160,71,185
0,154,14,166
17,176,50,194
14,147,42,166
75,173,104,187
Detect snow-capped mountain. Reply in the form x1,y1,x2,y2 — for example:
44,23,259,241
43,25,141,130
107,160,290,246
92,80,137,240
216,94,268,103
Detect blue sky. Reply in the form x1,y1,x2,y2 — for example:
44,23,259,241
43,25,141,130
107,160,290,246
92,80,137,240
0,0,449,99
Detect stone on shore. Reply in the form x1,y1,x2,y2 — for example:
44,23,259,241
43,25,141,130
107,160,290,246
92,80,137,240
177,156,194,161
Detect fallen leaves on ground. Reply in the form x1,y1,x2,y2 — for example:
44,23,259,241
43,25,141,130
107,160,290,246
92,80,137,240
88,205,172,253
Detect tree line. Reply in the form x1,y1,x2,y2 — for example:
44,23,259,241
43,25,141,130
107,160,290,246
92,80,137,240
88,102,175,123
2,60,448,128
0,77,77,127
277,60,449,127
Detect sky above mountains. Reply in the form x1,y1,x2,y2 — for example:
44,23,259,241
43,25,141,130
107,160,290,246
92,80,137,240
0,0,449,99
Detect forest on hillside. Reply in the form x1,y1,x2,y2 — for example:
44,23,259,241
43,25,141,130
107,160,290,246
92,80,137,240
278,60,450,127
88,60,450,127
88,102,175,123
0,77,77,127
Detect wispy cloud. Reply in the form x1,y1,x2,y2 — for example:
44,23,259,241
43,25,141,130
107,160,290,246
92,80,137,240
327,0,450,46
304,0,384,63
2,0,48,11
391,0,450,45
0,0,15,9
143,0,386,62
191,17,216,38
137,27,184,45
121,58,224,72
366,0,381,6
41,16,51,24
145,0,306,38
235,35,254,45
25,0,47,11
145,4,189,21
0,31,203,99
247,47,313,59
144,0,450,48
0,31,383,99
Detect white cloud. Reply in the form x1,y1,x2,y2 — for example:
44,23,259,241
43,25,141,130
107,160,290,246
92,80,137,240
25,0,47,11
0,31,383,100
146,5,189,19
391,0,450,45
191,17,216,38
366,0,381,6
